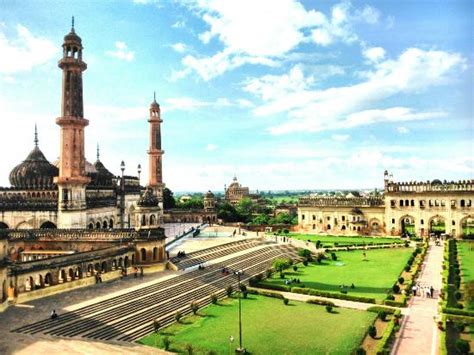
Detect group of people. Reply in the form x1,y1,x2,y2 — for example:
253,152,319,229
221,267,230,275
412,284,435,298
198,264,205,270
284,278,301,285
176,250,187,258
94,272,103,284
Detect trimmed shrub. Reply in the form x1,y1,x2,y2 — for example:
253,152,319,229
257,282,291,292
291,287,376,304
454,321,465,332
226,285,233,297
355,348,366,355
265,269,273,278
163,336,171,351
398,277,405,284
283,298,289,305
175,310,182,323
331,252,337,261
293,265,298,272
211,293,218,304
190,301,199,315
306,299,335,307
185,343,194,355
303,260,308,266
392,284,400,294
455,339,470,355
404,265,411,272
325,304,333,313
153,319,160,333
386,293,395,301
368,325,377,338
378,310,387,321
367,306,396,314
455,291,462,301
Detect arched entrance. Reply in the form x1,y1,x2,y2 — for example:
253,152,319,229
368,218,382,235
44,273,52,286
140,248,147,262
429,216,446,236
400,215,415,237
0,222,9,229
461,216,474,238
40,221,57,229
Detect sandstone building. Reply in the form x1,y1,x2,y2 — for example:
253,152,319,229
298,171,473,238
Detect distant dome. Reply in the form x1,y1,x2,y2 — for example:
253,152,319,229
432,179,442,185
52,159,97,174
205,190,215,198
89,159,115,187
9,146,58,189
138,188,159,207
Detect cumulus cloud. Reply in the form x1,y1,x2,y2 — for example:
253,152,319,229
175,1,380,80
363,46,385,62
171,42,188,53
332,134,350,142
0,24,58,74
242,48,465,134
106,41,135,61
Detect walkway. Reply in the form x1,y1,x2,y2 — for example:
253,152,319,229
392,241,444,355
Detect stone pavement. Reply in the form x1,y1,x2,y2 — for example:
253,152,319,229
392,241,444,355
0,269,175,355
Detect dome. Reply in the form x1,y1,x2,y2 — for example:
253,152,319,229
205,190,215,198
432,179,442,185
150,99,160,109
137,188,159,207
88,160,115,187
64,29,82,44
9,146,58,189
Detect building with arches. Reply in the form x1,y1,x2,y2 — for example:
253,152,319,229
298,171,473,238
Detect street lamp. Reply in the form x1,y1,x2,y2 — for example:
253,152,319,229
120,161,126,229
137,164,142,183
234,270,245,354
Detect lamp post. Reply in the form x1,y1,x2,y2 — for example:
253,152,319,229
137,164,142,184
234,270,245,354
120,160,125,229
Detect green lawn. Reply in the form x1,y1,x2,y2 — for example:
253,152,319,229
263,248,412,301
458,241,474,310
287,233,402,247
139,294,376,354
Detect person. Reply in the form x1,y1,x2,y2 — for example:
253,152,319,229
51,309,58,320
430,286,434,298
140,267,144,278
134,267,138,278
425,287,430,298
412,284,417,296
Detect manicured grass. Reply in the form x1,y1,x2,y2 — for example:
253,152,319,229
458,241,474,310
288,233,402,247
138,294,376,354
263,248,412,301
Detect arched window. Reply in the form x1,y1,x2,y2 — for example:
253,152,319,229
153,247,158,260
109,219,114,228
461,199,465,207
103,220,108,229
141,215,146,226
150,215,156,225
411,200,415,207
101,261,107,272
140,248,147,262
40,221,57,229
0,222,9,229
88,223,93,229
400,200,404,207
96,221,101,229
341,225,346,230
327,224,331,230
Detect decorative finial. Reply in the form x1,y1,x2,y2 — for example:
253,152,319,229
34,124,38,147
96,143,100,161
71,16,75,32
153,91,156,102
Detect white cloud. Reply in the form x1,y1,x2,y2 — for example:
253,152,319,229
206,143,217,151
171,42,188,53
172,20,186,28
0,24,58,74
332,134,350,142
397,126,409,134
363,46,385,63
106,41,135,62
243,48,465,134
162,96,246,112
176,1,380,80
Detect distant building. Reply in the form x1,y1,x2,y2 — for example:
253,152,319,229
225,176,250,205
297,170,474,238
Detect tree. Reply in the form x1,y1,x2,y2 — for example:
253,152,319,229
190,301,199,315
163,187,176,209
175,310,182,323
217,202,241,222
251,213,270,225
162,336,171,351
368,325,377,338
226,285,233,297
272,258,292,273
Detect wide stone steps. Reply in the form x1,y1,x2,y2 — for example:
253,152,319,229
12,243,299,343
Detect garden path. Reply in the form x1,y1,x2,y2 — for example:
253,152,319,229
392,240,444,355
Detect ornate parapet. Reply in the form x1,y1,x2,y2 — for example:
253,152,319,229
298,197,384,208
385,179,474,194
3,228,157,243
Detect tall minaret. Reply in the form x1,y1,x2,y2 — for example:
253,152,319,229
54,18,91,228
147,93,165,204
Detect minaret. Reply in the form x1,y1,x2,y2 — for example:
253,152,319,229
147,92,165,203
54,18,91,228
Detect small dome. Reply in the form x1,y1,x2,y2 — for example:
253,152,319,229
205,190,215,198
64,30,82,44
88,159,115,187
9,146,58,189
432,179,442,185
138,188,159,207
150,99,160,109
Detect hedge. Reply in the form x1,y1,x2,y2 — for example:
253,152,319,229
384,296,407,307
375,309,400,354
443,307,474,317
306,299,336,307
257,282,291,292
247,287,284,299
444,313,474,323
366,306,397,314
291,287,376,304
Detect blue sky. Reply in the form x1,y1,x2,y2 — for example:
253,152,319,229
0,0,472,192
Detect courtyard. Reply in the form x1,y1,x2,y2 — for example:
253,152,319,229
262,247,413,301
139,294,376,354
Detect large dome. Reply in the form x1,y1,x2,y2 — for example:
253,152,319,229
137,188,159,208
9,146,58,189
